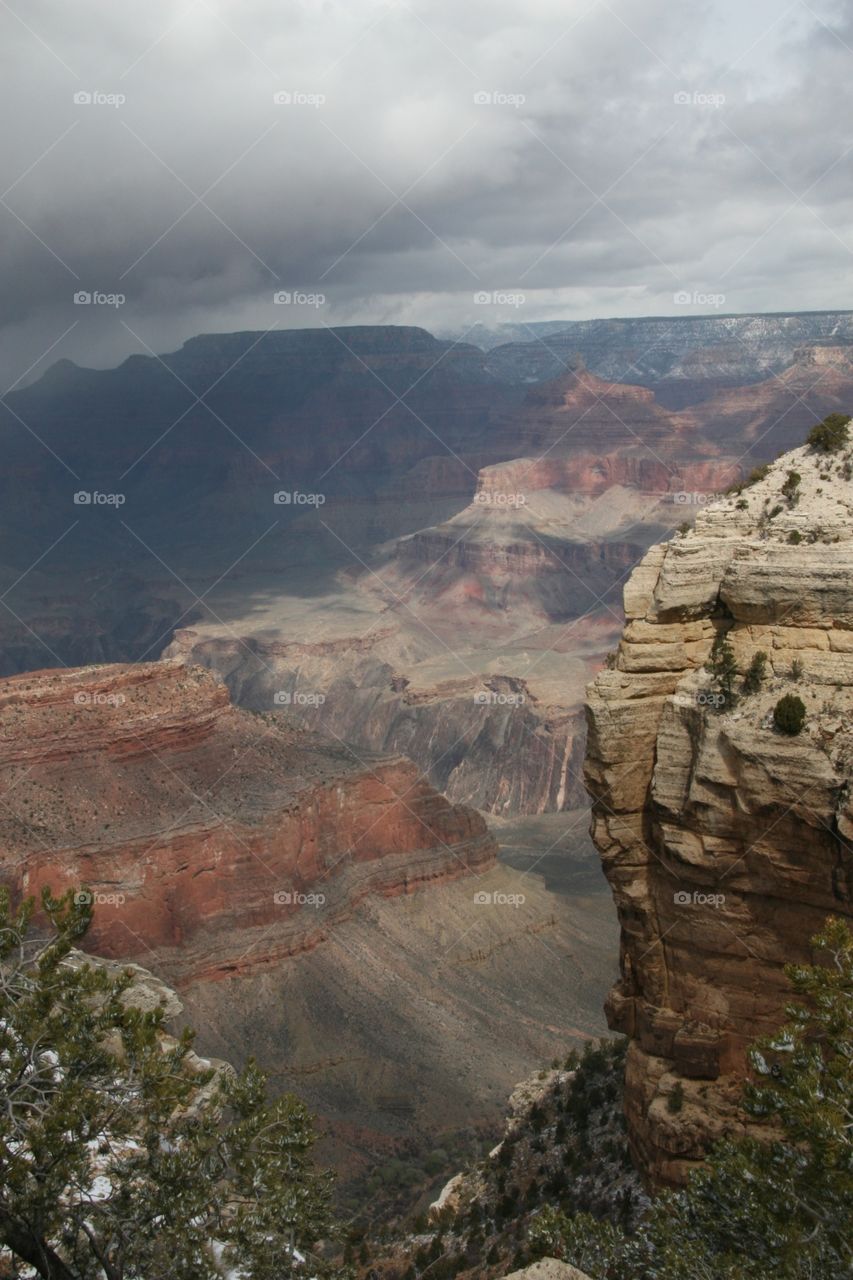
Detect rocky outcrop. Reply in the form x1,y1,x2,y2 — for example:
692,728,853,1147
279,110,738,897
585,440,853,1186
167,631,595,816
504,1262,592,1280
0,659,496,984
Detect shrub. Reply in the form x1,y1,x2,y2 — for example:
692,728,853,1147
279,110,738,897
781,470,801,504
744,463,770,487
791,658,804,680
773,693,806,735
807,412,851,453
527,920,853,1280
741,650,768,695
705,632,738,709
788,530,802,544
735,498,748,510
666,1081,685,1114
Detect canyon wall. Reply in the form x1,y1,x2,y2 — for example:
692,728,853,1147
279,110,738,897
584,440,853,1185
0,659,496,984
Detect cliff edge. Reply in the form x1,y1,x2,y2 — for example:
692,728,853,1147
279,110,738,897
584,436,853,1185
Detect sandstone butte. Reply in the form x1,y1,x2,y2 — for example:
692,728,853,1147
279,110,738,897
0,659,496,985
585,439,853,1187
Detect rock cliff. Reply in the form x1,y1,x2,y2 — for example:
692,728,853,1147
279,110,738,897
0,659,496,983
584,438,853,1185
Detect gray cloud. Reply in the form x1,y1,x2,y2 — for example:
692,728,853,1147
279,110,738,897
1,0,852,385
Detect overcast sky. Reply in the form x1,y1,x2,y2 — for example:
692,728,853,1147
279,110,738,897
0,0,852,385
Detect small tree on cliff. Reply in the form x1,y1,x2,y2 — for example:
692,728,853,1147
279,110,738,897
528,917,853,1279
0,888,337,1280
806,412,851,454
705,631,738,710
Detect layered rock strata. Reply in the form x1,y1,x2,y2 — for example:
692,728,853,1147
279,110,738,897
0,659,496,983
585,441,853,1185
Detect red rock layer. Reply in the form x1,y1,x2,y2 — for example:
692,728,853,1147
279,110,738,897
0,660,496,984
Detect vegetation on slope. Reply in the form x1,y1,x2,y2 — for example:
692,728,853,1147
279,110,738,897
0,888,340,1280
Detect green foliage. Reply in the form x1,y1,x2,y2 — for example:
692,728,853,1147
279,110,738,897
704,631,738,710
806,412,851,454
780,470,801,504
742,464,770,489
666,1081,685,1114
0,888,337,1280
787,530,802,544
741,650,768,696
527,919,853,1280
773,693,806,736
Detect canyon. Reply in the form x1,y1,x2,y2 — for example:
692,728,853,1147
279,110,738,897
3,322,853,825
585,437,853,1185
0,657,616,1203
3,313,853,1212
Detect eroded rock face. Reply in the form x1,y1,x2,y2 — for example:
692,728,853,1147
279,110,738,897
0,659,496,984
584,442,853,1186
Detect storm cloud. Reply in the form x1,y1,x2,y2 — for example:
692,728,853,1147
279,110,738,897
1,0,852,384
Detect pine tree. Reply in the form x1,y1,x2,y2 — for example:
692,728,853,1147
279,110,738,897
0,887,338,1280
528,918,853,1279
705,631,738,710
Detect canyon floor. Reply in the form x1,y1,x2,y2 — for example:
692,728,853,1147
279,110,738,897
179,810,617,1219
